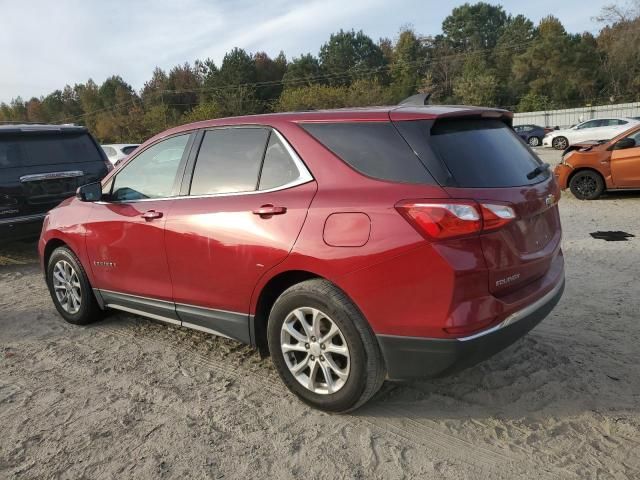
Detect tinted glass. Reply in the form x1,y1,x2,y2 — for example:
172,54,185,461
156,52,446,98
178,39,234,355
301,122,433,184
121,145,138,155
0,138,23,168
111,134,189,201
577,120,597,129
258,133,300,190
426,119,545,188
0,133,101,168
190,128,269,195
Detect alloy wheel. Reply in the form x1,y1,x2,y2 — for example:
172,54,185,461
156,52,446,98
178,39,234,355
52,260,82,314
280,307,350,395
528,136,540,147
574,176,597,197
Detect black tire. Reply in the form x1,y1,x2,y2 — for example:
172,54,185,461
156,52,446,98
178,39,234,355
552,136,568,150
569,170,605,200
528,136,541,147
267,279,385,412
46,246,102,325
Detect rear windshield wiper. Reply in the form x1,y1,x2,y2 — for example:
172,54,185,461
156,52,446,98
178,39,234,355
526,162,550,180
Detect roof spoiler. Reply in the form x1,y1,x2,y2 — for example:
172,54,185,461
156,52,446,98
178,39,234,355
398,93,432,106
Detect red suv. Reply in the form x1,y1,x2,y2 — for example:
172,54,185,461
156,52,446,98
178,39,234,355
39,105,565,412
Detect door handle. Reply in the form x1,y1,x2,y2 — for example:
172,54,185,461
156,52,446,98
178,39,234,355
141,210,163,221
252,204,287,217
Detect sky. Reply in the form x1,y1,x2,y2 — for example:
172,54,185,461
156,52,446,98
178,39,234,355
0,0,614,103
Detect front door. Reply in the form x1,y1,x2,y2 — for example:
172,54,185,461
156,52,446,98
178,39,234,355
611,130,640,187
85,133,193,317
164,127,316,342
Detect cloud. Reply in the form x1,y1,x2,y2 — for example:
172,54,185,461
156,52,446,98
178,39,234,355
0,0,606,102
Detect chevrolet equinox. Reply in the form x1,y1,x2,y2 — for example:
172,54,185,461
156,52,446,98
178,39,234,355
39,104,565,412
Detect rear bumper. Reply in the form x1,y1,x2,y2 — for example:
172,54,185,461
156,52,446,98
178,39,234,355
377,276,565,380
0,214,46,244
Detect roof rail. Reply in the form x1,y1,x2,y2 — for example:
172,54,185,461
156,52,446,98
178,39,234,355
398,93,432,106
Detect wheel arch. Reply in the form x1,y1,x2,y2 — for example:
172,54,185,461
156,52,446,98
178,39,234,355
43,238,70,269
252,269,325,356
567,166,605,186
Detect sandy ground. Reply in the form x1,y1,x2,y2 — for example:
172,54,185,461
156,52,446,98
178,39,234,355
1,148,639,479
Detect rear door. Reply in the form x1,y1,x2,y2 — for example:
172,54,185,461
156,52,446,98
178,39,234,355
611,129,640,187
394,116,562,296
0,130,108,220
164,127,316,342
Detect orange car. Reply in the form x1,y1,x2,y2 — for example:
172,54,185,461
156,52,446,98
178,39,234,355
554,123,640,199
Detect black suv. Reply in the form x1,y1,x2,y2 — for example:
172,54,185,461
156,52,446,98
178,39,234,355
0,124,111,243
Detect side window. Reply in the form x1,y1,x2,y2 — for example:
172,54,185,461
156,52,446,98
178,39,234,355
258,133,301,190
111,134,189,201
626,130,640,145
190,128,269,195
577,120,598,129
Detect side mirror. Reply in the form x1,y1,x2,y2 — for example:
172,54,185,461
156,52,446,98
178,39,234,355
76,182,102,202
611,137,636,150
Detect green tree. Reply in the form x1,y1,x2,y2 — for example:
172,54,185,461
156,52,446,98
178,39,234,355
319,30,387,85
453,53,497,105
389,28,427,99
283,54,323,87
442,2,508,50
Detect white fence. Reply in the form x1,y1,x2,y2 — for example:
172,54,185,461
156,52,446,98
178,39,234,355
513,102,640,129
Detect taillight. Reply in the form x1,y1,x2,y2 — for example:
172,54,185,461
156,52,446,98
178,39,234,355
396,200,516,240
480,203,516,231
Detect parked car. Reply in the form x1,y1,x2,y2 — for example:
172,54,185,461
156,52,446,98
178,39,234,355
554,123,640,199
543,117,639,150
514,124,546,147
101,143,139,164
39,105,565,412
0,124,111,244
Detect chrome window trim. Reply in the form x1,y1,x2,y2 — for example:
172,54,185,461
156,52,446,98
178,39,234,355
96,128,314,204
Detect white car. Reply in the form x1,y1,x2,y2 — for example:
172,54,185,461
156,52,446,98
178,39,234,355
101,144,139,164
543,118,640,150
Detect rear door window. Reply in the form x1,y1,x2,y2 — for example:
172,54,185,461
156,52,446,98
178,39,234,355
397,119,547,188
300,122,434,184
190,128,269,195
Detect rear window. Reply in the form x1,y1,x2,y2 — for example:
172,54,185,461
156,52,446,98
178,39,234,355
399,119,546,188
0,133,102,168
300,122,434,184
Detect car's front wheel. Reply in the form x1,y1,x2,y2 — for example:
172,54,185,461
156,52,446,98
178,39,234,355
267,279,385,412
46,246,102,325
552,136,568,150
569,170,605,200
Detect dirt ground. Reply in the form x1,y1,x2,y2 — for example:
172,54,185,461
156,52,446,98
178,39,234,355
1,149,639,479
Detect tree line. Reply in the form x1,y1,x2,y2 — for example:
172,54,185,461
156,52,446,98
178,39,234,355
1,1,638,143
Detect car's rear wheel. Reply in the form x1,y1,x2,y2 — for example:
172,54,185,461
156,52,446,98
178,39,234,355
552,136,568,150
528,136,541,147
569,170,605,200
267,279,385,412
46,246,102,325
